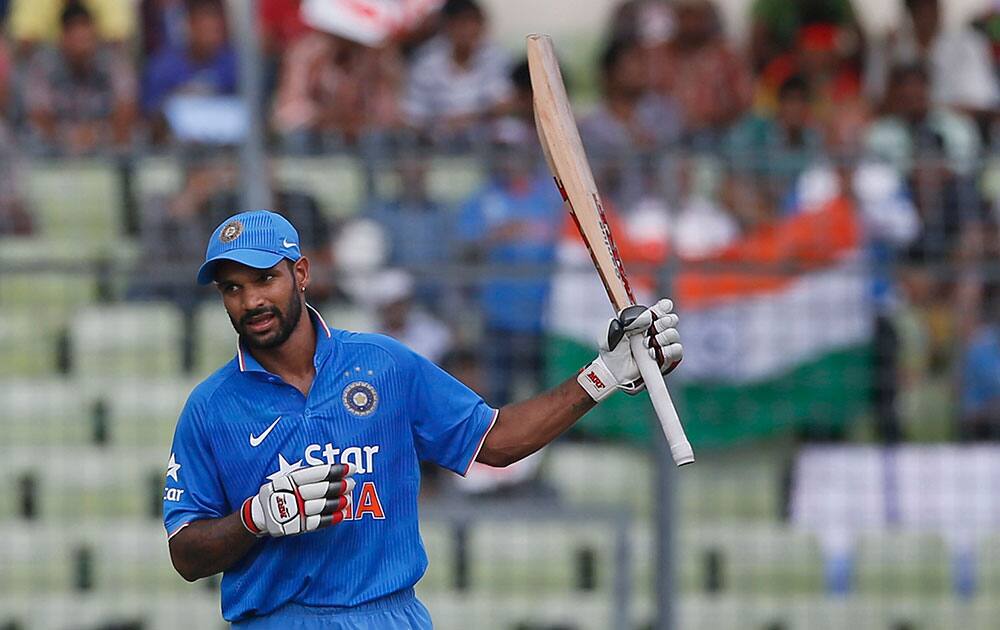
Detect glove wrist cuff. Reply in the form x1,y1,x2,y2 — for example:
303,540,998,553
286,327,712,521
578,356,617,402
241,496,265,537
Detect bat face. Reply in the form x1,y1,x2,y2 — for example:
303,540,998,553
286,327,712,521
527,35,635,313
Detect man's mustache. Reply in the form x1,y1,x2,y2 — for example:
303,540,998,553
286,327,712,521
240,306,282,328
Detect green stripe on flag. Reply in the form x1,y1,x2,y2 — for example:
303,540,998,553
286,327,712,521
546,336,872,447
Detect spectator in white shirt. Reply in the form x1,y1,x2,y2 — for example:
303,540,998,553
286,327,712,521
866,0,1000,118
403,0,512,147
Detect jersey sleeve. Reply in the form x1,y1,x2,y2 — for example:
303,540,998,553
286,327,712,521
163,397,229,539
408,348,498,476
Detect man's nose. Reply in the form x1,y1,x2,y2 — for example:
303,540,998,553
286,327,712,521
242,285,268,312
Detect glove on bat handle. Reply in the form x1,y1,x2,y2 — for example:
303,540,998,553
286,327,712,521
621,304,694,467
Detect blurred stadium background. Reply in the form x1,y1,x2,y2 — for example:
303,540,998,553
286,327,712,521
5,0,1000,628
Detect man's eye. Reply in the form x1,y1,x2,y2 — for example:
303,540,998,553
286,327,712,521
263,274,275,282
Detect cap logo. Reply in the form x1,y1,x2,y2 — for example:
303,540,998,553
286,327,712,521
219,220,244,243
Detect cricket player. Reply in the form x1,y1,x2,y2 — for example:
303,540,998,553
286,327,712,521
163,210,682,628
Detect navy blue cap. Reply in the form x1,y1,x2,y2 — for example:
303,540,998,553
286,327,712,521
197,210,302,285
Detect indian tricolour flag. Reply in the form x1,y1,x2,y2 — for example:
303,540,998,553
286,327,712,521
545,197,873,447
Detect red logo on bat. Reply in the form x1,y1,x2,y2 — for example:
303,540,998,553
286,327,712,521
586,371,605,389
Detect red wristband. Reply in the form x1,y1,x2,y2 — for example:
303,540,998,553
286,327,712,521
241,497,263,536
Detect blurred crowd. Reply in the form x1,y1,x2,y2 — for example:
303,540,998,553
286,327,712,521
6,0,1000,447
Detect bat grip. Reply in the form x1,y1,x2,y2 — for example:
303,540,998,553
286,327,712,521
629,335,695,466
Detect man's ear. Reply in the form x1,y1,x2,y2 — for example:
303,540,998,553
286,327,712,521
293,257,310,292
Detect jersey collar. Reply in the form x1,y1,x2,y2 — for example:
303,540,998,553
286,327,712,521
236,303,333,375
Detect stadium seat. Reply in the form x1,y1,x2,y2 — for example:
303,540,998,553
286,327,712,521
0,309,65,377
275,156,365,218
540,443,655,515
0,593,224,630
104,378,195,448
427,156,483,202
676,594,1000,630
0,446,165,521
133,155,184,201
418,592,616,630
69,302,185,377
976,534,1000,595
2,380,93,446
418,520,457,591
855,531,950,596
194,300,238,375
685,445,788,521
541,443,784,522
468,521,618,595
26,158,123,244
676,523,824,596
0,270,100,312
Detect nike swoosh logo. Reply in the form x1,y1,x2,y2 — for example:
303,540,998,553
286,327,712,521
282,238,298,249
249,416,282,447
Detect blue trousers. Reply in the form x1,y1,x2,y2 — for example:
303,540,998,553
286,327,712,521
232,589,432,629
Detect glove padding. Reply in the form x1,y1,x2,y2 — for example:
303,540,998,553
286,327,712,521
241,463,356,537
578,299,683,402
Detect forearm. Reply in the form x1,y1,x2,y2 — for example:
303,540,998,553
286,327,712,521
168,512,258,582
476,375,595,468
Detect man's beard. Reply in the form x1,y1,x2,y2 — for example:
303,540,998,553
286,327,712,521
232,289,303,350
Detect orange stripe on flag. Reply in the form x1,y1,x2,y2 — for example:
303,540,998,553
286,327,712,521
677,197,860,308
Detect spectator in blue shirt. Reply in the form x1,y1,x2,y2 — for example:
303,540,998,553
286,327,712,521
366,137,453,311
962,280,1000,440
141,0,236,121
457,119,563,405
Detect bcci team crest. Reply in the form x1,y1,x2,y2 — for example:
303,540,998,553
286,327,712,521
219,219,244,243
342,381,378,417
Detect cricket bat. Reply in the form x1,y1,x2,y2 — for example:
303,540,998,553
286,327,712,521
527,34,694,466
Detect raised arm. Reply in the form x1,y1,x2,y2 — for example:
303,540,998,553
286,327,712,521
476,299,683,468
476,376,595,468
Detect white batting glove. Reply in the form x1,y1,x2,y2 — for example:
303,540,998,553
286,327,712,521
241,463,356,537
578,299,683,402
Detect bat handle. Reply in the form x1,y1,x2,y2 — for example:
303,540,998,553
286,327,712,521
629,335,695,466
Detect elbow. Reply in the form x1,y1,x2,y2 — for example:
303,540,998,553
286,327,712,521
169,544,206,583
476,446,518,468
171,555,202,583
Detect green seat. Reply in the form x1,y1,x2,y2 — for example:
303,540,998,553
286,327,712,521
194,301,237,375
133,155,184,201
0,446,164,520
676,523,824,596
676,594,1000,630
104,378,194,448
0,309,64,376
468,521,617,595
373,155,483,205
418,592,614,630
69,302,184,377
275,156,365,218
0,592,222,629
855,531,950,596
541,443,653,516
1,380,93,446
418,520,457,591
978,534,1000,595
0,270,100,312
26,158,122,244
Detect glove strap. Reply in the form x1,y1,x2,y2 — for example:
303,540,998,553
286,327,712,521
241,497,265,537
578,356,617,402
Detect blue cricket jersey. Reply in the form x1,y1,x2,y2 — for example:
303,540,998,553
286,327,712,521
163,306,497,622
